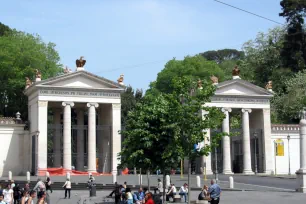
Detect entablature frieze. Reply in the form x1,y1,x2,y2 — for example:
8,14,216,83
211,96,270,104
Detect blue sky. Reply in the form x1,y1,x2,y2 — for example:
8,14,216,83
1,0,285,91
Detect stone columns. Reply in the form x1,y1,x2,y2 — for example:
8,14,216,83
76,109,85,171
53,108,62,167
296,113,306,193
111,104,121,175
201,128,213,175
242,108,254,174
201,110,213,175
37,101,48,175
62,102,74,171
262,109,274,174
87,103,99,173
221,108,233,174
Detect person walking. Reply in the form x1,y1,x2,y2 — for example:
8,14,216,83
13,183,21,204
33,179,46,199
3,184,13,204
45,177,52,193
207,179,221,204
62,178,71,199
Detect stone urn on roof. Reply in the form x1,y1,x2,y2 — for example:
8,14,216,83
232,65,240,79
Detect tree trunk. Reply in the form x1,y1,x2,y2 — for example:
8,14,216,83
162,173,166,203
147,170,150,191
188,160,191,204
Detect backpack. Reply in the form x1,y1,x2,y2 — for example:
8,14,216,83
198,191,204,200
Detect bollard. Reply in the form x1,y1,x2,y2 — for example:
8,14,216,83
134,167,137,175
196,176,201,187
139,174,143,186
166,175,170,188
112,173,117,184
296,113,306,193
45,171,50,178
229,176,234,189
8,171,12,181
66,172,70,180
26,171,30,182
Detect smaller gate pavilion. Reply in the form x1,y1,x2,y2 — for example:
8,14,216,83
24,64,124,175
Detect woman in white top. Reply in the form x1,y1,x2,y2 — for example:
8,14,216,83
3,184,13,204
166,184,176,201
62,178,72,199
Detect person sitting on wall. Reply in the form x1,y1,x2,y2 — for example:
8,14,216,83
166,184,176,201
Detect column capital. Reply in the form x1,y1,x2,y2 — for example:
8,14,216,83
221,107,232,113
242,108,252,113
87,103,99,108
112,103,121,110
62,102,74,107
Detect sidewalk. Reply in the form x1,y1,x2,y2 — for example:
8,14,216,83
234,173,296,179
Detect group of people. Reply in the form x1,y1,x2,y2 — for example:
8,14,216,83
0,177,53,204
198,179,221,204
108,182,157,204
161,178,221,204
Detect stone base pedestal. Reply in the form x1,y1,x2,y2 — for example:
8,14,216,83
296,169,306,193
242,170,254,175
222,170,234,175
205,169,213,175
76,67,84,71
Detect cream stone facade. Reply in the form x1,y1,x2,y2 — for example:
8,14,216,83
24,69,124,175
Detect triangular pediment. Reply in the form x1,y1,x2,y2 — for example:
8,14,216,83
215,79,273,97
35,71,124,89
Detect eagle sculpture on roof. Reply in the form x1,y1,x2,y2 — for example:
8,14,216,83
76,56,86,67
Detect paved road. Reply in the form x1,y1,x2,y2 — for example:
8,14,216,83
4,174,298,191
217,174,297,191
43,190,306,204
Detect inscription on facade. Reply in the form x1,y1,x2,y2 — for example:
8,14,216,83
39,90,120,98
211,96,269,104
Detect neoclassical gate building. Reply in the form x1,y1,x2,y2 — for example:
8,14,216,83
24,66,124,175
188,73,275,175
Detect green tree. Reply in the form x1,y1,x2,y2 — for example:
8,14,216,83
166,76,225,203
279,0,306,72
240,27,289,92
0,22,11,36
200,49,244,64
121,86,143,126
119,92,180,202
154,55,225,93
272,70,306,123
0,29,62,119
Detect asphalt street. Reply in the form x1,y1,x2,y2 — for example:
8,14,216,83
4,174,298,192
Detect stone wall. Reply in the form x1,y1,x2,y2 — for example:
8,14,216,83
0,117,30,177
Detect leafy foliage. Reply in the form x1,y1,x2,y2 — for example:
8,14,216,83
154,55,225,93
119,93,180,173
272,70,306,123
200,49,244,64
240,27,289,92
121,86,143,125
0,27,62,119
280,0,306,72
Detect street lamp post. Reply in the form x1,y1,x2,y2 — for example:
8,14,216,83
287,134,291,175
254,132,258,174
